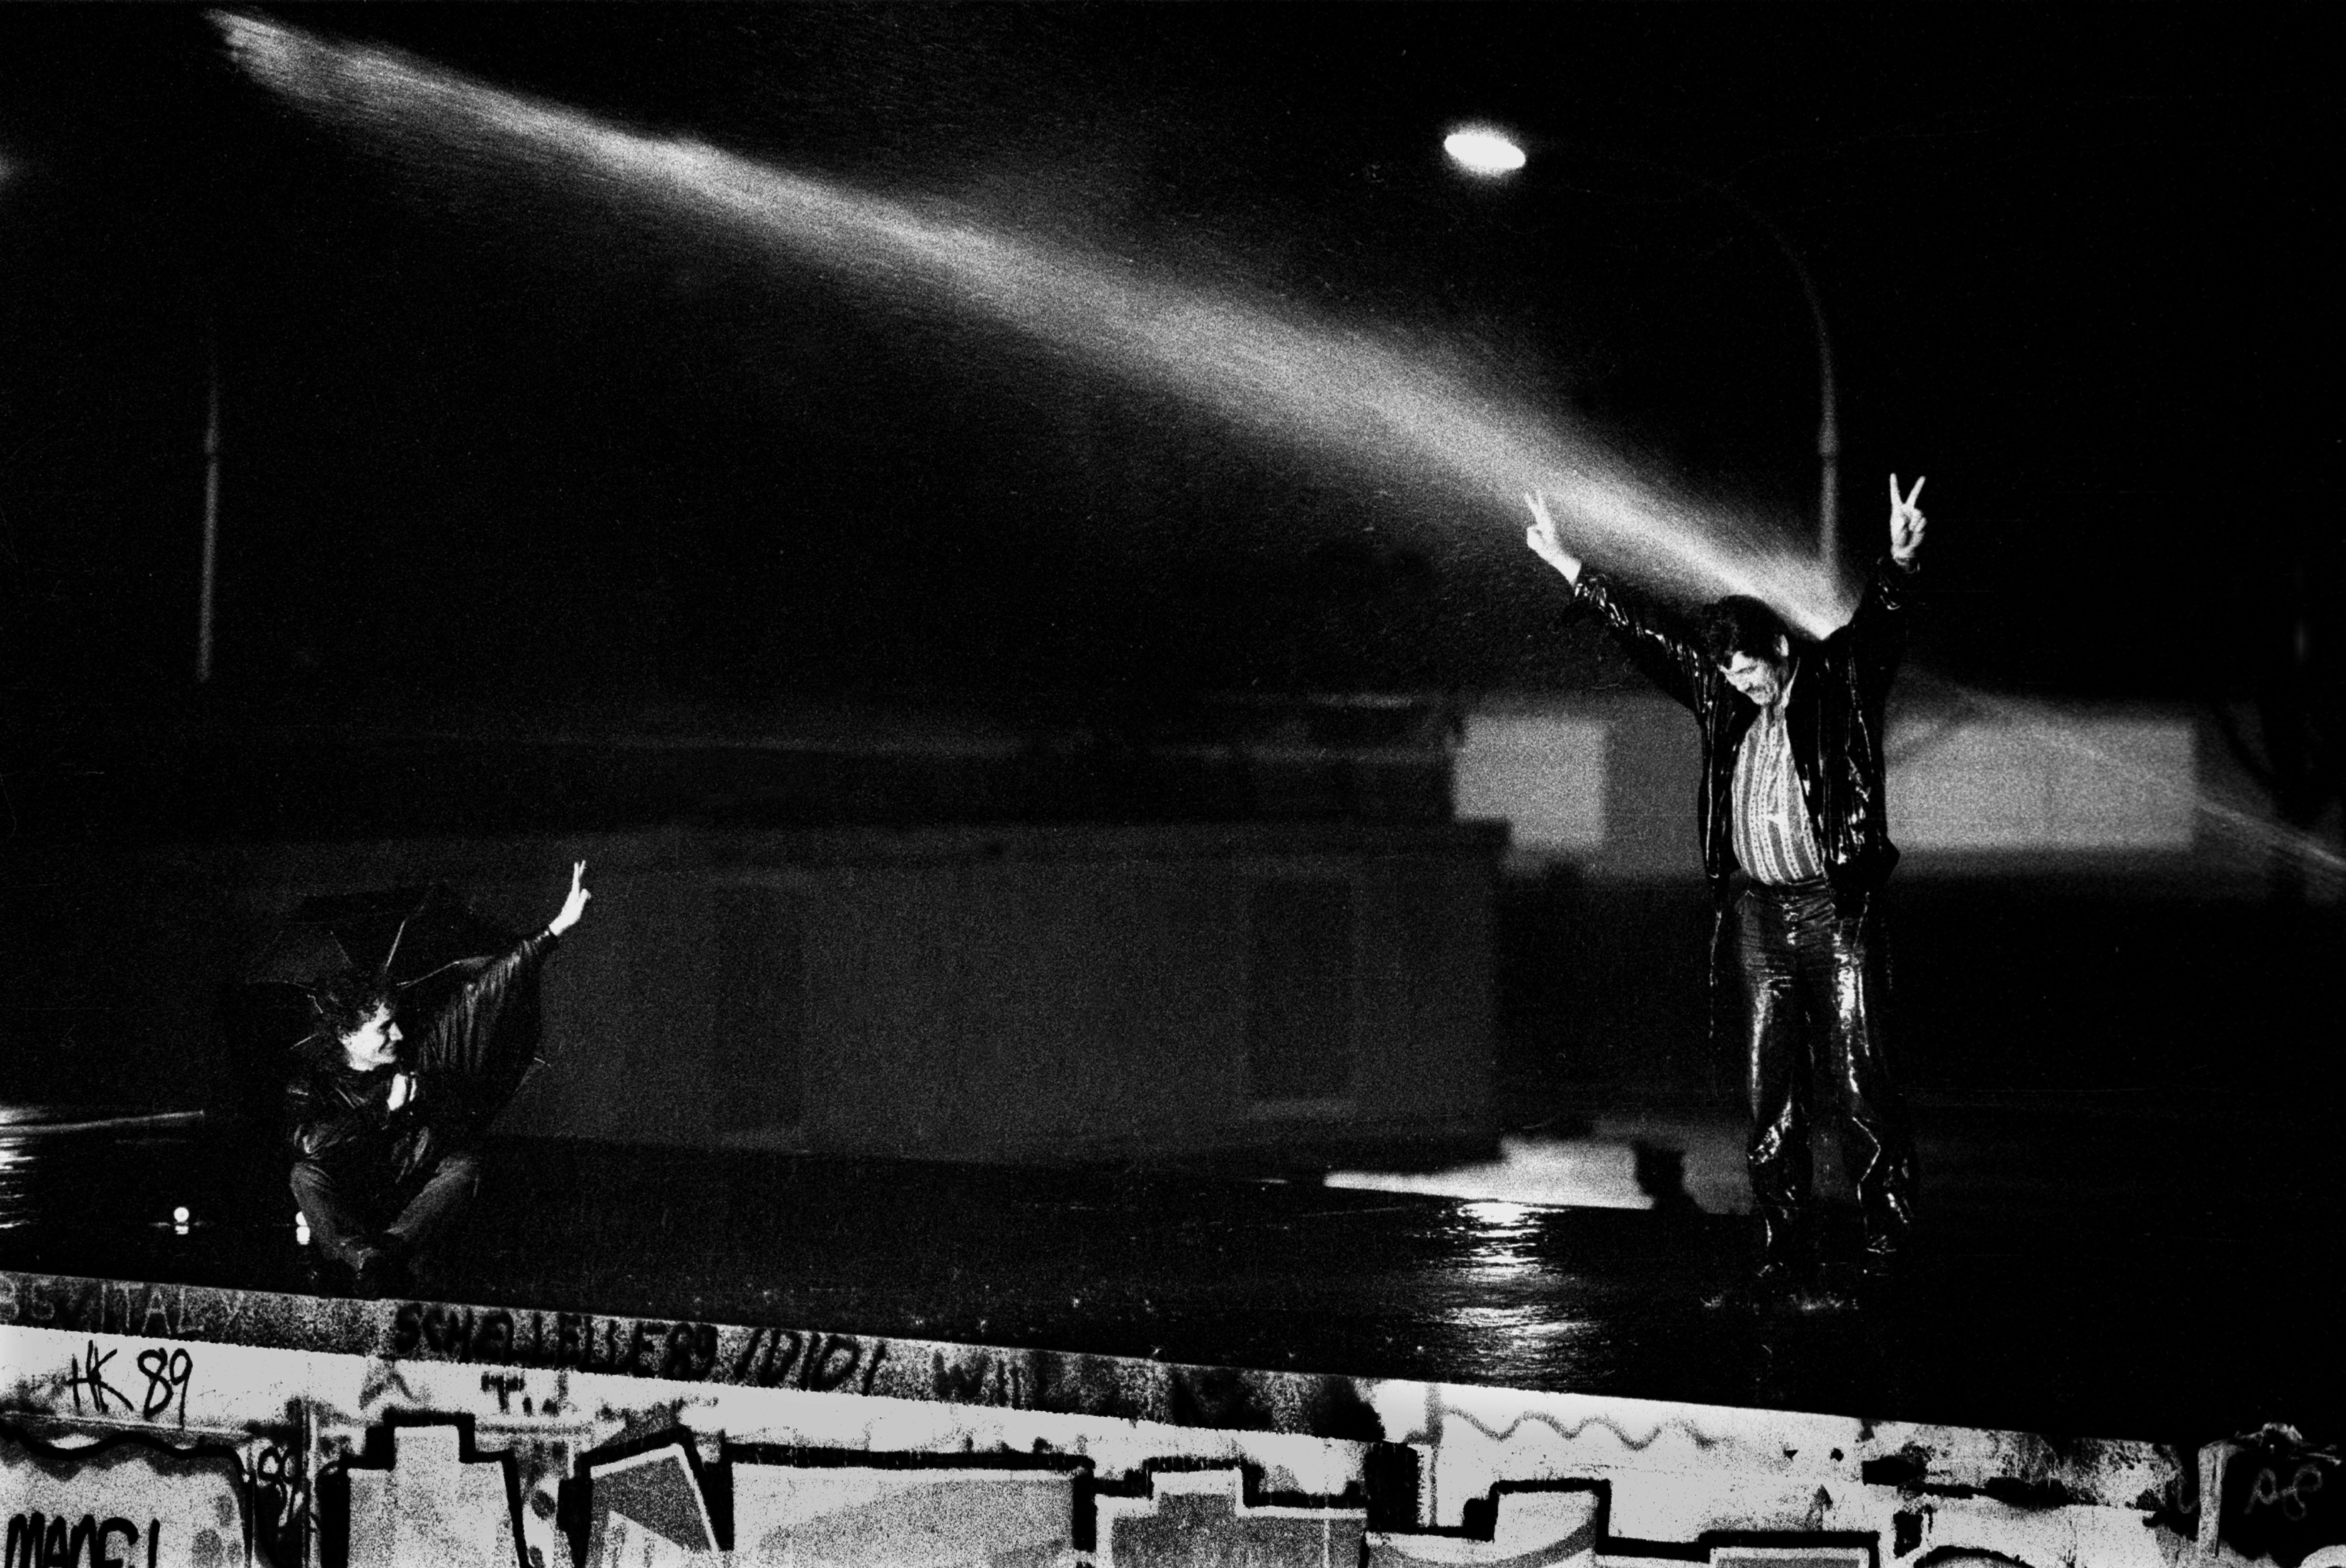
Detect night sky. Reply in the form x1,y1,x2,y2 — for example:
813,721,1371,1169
3,5,2336,725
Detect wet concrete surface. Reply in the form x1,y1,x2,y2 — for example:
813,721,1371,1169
4,1106,2338,1449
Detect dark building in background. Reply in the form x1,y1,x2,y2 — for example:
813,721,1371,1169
4,697,1503,1171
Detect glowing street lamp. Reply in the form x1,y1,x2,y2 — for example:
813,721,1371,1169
1442,126,1526,177
1442,126,1842,575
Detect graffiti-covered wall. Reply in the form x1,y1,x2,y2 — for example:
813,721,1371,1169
10,1267,2324,1566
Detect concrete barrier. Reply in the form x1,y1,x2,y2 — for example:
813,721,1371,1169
3,1267,2227,1566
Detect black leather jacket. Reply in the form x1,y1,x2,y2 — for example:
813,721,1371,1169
1569,555,1916,916
284,931,557,1184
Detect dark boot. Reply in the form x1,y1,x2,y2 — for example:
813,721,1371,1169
1754,1205,1816,1290
1856,1223,1919,1295
350,1244,410,1300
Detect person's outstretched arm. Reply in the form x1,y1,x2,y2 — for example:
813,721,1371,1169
414,861,589,1085
1524,490,1710,711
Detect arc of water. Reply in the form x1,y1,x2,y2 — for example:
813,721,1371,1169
218,13,1852,636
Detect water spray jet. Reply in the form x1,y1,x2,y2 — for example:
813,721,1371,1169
217,13,1850,635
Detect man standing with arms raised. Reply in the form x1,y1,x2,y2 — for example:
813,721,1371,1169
1524,480,1928,1293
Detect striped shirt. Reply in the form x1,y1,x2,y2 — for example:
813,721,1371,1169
1731,686,1825,887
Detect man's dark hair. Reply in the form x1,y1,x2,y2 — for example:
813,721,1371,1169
1700,595,1792,666
312,969,397,1045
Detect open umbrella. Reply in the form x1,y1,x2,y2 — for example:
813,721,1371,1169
243,883,517,1000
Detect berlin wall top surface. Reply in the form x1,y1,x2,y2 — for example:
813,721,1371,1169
2,1126,2334,1451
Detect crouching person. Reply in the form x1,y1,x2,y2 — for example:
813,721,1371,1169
286,861,590,1296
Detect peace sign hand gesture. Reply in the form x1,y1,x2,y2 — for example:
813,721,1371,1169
1888,474,1928,569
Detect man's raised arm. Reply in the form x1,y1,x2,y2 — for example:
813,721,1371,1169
1846,474,1928,682
1524,490,1710,712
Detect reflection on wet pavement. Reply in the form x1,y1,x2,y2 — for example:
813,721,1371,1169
1330,1137,1657,1210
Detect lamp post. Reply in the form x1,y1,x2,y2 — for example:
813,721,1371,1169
197,312,221,684
1442,125,1842,576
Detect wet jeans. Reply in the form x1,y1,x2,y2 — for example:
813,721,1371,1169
1736,880,1918,1262
290,1148,482,1273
